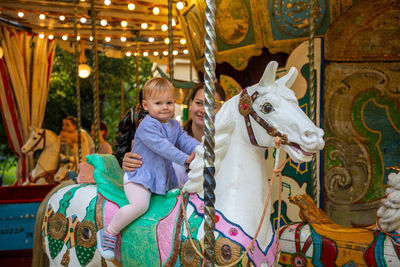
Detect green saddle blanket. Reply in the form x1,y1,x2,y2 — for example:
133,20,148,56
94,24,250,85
86,154,181,266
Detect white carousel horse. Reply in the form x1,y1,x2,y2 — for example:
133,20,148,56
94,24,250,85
279,170,400,266
21,126,60,184
33,61,324,267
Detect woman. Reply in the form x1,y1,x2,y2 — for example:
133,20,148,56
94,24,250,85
116,83,226,185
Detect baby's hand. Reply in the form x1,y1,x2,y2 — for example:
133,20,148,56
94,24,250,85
185,151,195,164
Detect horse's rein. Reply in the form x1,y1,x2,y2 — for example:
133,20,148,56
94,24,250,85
179,140,290,266
25,129,46,153
239,89,292,148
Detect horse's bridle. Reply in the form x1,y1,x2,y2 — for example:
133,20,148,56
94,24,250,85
239,89,290,148
25,129,46,153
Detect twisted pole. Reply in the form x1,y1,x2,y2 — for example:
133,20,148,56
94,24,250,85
203,0,216,265
74,0,82,162
308,0,318,204
91,0,100,153
168,0,174,81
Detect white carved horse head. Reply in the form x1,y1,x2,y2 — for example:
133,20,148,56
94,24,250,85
21,126,61,184
184,61,325,251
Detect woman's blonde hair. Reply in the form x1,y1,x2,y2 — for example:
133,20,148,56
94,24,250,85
142,77,174,100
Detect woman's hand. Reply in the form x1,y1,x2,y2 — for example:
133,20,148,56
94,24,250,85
185,151,195,164
122,152,143,172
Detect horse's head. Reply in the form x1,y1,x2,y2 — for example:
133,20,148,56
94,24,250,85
242,61,324,163
21,126,46,154
54,154,78,182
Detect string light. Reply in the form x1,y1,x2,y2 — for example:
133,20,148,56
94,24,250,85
173,50,178,56
134,52,138,56
77,35,81,41
126,51,131,57
105,36,111,42
62,35,68,41
39,33,45,39
164,37,169,44
141,23,148,29
153,7,160,15
161,24,168,32
128,3,135,11
59,15,65,21
79,64,91,78
104,0,111,6
120,36,127,42
180,38,186,45
183,49,188,54
89,36,93,41
18,12,24,17
39,14,46,20
163,51,168,56
143,51,149,57
48,34,54,40
176,2,184,10
100,19,107,26
121,20,128,27
148,37,154,42
153,51,159,56
80,17,87,23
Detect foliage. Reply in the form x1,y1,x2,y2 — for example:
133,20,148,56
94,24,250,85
43,45,154,146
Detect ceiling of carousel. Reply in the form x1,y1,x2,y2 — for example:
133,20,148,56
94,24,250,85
0,0,189,58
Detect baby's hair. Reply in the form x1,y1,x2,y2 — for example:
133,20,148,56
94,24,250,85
142,77,174,100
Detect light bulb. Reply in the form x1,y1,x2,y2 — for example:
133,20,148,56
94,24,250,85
153,51,159,56
183,49,188,54
163,51,168,56
141,23,148,29
121,20,128,27
78,64,91,78
48,35,54,40
89,36,93,41
80,17,87,23
18,12,24,18
100,19,107,26
120,36,127,42
62,35,68,41
161,24,168,32
148,37,154,42
153,7,160,15
77,35,81,41
59,15,65,21
172,18,176,27
180,38,186,45
39,14,46,20
173,50,178,56
176,2,184,10
104,0,111,6
143,51,149,57
164,38,169,44
126,51,131,57
105,36,111,42
39,34,45,39
128,3,135,11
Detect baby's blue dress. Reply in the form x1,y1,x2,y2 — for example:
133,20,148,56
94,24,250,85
124,115,199,194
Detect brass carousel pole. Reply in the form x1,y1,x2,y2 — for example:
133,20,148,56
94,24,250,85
168,0,174,81
309,0,318,204
91,0,100,153
74,0,82,162
203,0,217,265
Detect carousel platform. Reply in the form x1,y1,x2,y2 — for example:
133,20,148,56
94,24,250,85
0,184,55,265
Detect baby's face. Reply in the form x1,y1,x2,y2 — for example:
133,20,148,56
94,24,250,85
143,91,175,123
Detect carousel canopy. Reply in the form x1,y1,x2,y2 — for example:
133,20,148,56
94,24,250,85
0,0,188,58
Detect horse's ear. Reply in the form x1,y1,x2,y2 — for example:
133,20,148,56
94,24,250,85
277,67,298,88
259,61,278,87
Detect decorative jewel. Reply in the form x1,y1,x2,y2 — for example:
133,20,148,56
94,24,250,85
239,92,253,116
291,252,307,267
229,228,238,236
214,215,220,223
76,220,97,248
215,237,242,265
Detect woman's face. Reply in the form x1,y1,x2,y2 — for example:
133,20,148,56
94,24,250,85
189,89,223,128
62,119,76,133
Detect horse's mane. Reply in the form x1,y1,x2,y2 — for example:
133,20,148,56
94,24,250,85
183,95,238,193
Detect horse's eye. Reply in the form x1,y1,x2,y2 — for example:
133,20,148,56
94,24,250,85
261,103,274,114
